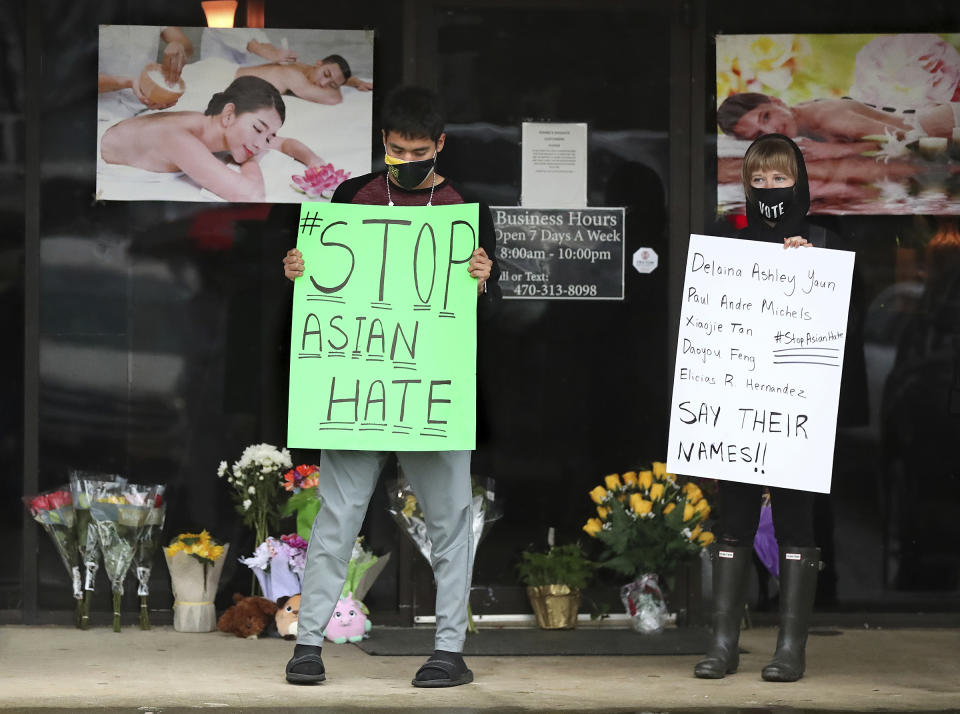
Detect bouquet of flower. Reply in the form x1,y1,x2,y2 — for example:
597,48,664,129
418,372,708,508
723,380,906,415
239,533,307,601
388,474,501,632
582,462,714,580
82,479,157,632
22,487,83,626
69,471,124,629
343,537,390,605
217,443,292,545
164,531,228,633
133,485,166,629
280,464,322,541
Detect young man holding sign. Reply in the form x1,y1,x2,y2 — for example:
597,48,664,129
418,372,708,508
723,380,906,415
282,86,498,688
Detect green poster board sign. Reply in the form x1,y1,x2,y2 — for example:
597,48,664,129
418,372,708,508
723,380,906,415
287,202,479,451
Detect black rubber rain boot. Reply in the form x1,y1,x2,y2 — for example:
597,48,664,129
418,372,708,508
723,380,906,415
762,546,820,682
694,544,752,679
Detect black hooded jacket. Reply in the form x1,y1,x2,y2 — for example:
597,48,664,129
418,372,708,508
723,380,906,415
737,133,868,427
739,133,825,247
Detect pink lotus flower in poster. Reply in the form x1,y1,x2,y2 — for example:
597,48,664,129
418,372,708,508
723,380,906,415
291,164,351,199
851,33,960,109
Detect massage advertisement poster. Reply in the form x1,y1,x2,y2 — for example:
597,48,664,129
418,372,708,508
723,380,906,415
96,26,373,203
666,235,854,494
716,33,960,215
287,202,479,451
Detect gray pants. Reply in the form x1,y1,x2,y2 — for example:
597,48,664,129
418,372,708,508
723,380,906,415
297,449,474,652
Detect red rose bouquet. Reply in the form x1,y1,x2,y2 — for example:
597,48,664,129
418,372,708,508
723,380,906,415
22,487,83,626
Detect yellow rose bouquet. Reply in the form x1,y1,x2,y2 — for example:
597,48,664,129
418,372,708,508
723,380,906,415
582,463,714,580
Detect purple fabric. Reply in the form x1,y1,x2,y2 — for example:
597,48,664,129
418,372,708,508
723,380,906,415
753,504,779,577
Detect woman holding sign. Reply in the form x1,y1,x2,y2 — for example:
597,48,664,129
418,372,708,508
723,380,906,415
695,134,827,683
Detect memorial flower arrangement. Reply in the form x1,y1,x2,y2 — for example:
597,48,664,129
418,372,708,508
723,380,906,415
164,530,229,633
22,488,83,626
240,533,308,601
582,463,714,580
280,463,323,541
584,463,714,634
69,471,124,629
81,479,158,632
388,475,501,632
218,443,292,545
133,486,166,629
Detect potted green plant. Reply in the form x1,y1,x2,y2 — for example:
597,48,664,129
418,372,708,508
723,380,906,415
516,543,594,630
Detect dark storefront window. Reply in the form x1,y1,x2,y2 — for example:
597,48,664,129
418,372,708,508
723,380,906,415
0,3,26,611
427,3,673,614
703,2,960,610
12,0,958,621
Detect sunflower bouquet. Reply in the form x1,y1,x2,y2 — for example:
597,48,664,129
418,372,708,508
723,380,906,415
164,530,228,633
582,462,714,580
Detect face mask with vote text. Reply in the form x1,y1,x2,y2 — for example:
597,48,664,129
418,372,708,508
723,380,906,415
752,186,794,222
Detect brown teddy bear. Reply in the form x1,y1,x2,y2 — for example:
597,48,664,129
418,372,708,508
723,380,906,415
275,594,301,640
217,593,278,639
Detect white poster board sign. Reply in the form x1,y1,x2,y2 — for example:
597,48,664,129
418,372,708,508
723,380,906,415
666,234,855,494
521,122,587,208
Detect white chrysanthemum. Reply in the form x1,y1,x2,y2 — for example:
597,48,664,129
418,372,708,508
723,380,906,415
247,486,256,495
217,461,228,478
242,498,252,511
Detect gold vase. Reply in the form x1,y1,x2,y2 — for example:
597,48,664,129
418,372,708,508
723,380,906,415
527,584,581,629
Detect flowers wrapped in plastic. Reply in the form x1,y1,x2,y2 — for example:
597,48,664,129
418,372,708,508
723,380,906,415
388,474,501,632
280,464,322,541
583,463,713,633
82,479,157,632
22,488,83,626
620,573,668,635
164,531,228,633
342,537,391,605
69,470,124,629
217,443,292,546
133,485,167,629
239,533,307,601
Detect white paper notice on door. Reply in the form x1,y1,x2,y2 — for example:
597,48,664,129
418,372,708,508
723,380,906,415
666,234,855,494
521,122,587,208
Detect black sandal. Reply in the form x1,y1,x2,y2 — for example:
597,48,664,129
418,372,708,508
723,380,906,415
411,652,474,688
285,645,326,684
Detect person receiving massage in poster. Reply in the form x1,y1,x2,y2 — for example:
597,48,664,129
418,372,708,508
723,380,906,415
237,53,372,105
280,86,499,688
99,76,325,202
718,92,960,154
695,133,846,683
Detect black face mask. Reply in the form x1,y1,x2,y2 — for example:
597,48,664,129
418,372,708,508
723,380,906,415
386,155,436,189
752,186,794,222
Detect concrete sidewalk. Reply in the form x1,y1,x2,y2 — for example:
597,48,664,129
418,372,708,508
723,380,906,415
1,624,958,712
